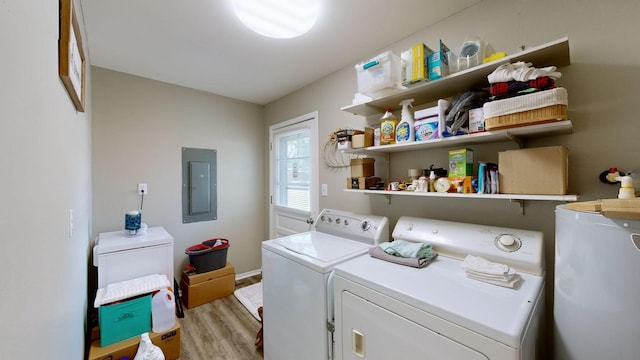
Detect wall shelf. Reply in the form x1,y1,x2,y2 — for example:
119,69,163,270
344,120,572,153
344,189,579,202
341,36,570,117
340,36,576,206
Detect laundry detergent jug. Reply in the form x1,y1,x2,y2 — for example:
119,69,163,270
152,288,176,333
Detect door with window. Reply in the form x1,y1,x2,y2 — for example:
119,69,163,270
269,111,319,239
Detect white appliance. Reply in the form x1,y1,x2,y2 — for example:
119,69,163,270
93,226,175,288
261,208,389,360
333,216,545,360
554,204,640,360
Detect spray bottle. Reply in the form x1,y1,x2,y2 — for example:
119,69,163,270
396,98,415,143
133,333,165,360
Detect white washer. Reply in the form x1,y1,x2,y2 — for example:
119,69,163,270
262,209,389,360
333,216,545,360
93,226,174,288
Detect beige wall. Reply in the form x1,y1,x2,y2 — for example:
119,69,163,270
91,68,266,279
265,0,640,354
0,1,92,358
3,0,639,357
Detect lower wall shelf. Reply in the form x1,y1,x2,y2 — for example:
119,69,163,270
344,189,579,202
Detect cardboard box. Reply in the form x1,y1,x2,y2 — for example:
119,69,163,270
468,108,485,133
347,177,382,190
427,40,451,80
498,146,568,195
351,128,374,148
99,294,152,347
401,43,434,84
181,262,235,309
448,149,474,178
350,158,375,178
88,318,181,360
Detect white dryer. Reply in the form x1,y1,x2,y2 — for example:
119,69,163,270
333,216,545,360
262,209,389,360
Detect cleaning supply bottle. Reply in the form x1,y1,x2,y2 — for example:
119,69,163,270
379,108,398,145
396,98,415,143
133,333,165,360
429,170,436,192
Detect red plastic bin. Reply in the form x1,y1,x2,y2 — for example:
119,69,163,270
185,238,229,273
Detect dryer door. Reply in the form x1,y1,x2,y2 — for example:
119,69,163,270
339,291,489,360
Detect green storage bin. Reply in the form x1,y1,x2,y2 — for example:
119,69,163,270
99,294,151,347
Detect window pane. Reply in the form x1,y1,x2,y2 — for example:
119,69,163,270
275,128,310,211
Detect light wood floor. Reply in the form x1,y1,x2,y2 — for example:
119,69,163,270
177,275,263,360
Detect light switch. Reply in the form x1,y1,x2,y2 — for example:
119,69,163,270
322,183,328,197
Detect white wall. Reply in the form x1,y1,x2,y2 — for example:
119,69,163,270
0,1,92,358
91,68,266,280
265,0,640,355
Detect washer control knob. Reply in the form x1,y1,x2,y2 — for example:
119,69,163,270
344,220,349,226
498,234,516,246
336,218,341,224
361,221,371,231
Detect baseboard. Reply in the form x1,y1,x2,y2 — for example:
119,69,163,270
235,268,261,280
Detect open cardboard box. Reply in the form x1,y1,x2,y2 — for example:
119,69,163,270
88,316,180,360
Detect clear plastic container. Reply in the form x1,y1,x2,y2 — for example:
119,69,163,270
151,288,176,333
355,51,403,97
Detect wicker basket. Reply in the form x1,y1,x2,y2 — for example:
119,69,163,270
485,104,567,131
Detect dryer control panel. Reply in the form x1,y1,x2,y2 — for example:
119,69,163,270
315,208,389,245
392,216,543,275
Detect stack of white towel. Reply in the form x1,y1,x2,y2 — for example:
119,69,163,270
461,255,521,288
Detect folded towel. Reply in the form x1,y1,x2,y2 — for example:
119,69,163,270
461,255,510,275
461,255,521,288
379,240,434,258
489,76,555,96
368,246,437,268
465,272,522,288
487,61,562,83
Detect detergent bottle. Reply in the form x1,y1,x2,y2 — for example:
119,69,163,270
379,108,398,145
133,333,165,360
396,98,415,143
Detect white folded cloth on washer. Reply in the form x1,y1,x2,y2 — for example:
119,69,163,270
487,61,562,83
461,255,521,288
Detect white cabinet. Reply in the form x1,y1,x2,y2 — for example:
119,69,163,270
341,37,578,202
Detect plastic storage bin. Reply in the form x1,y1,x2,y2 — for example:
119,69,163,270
355,51,402,98
185,238,229,273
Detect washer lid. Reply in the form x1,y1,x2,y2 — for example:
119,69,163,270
334,255,544,348
94,226,174,254
262,231,372,273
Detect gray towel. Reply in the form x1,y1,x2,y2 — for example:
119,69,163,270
368,246,437,268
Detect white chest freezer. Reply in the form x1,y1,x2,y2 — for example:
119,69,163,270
93,226,175,288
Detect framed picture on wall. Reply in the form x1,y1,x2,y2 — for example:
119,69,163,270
59,0,85,112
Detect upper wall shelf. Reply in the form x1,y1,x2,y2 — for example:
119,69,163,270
341,37,570,117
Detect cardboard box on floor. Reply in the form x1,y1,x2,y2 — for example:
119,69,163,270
181,262,235,309
88,316,181,360
498,146,568,195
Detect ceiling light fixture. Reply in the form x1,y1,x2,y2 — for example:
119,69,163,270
232,0,319,39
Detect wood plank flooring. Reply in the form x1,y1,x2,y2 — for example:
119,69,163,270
177,275,263,360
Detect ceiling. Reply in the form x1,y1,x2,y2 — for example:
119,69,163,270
80,0,479,105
